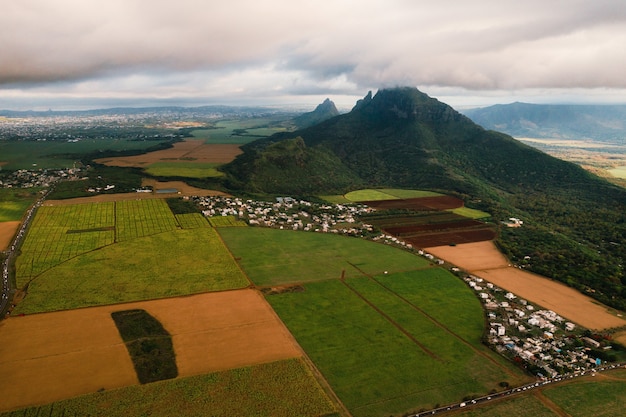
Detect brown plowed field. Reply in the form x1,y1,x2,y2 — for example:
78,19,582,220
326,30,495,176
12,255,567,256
0,221,20,250
362,195,464,210
0,290,301,412
383,219,484,235
425,241,626,330
364,196,492,247
403,227,497,248
94,140,242,166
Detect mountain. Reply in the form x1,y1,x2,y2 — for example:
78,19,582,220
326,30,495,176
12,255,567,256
462,102,626,143
223,87,626,310
292,98,340,129
227,87,607,198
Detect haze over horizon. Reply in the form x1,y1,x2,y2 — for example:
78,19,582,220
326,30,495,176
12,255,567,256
2,0,626,111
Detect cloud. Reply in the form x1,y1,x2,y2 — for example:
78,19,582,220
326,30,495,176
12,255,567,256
1,0,626,106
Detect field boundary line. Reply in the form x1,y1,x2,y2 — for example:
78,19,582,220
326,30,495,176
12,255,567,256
340,267,441,361
347,261,521,379
534,390,571,417
373,275,522,379
215,228,254,288
262,293,353,417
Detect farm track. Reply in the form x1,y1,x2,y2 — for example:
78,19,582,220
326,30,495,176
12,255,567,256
346,262,522,380
533,390,571,417
215,228,254,288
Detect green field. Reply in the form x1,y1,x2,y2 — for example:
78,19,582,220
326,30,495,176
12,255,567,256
14,199,248,313
542,373,626,417
190,118,290,144
175,213,211,229
0,358,340,417
144,161,224,178
14,227,248,314
344,188,443,202
0,188,41,222
115,199,179,242
218,227,431,286
450,206,492,220
0,139,169,170
17,199,181,282
266,273,525,417
16,202,116,281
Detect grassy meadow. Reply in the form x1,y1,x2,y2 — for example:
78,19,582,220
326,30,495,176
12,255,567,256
218,226,431,286
0,358,340,417
266,273,525,417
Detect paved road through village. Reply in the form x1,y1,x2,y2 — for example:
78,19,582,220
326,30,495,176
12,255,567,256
1,191,47,315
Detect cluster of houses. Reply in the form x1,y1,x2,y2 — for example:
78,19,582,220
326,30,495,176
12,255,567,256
192,195,419,249
0,167,83,189
465,274,611,378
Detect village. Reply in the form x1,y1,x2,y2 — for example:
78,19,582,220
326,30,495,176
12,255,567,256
192,195,412,247
0,167,83,189
466,274,617,378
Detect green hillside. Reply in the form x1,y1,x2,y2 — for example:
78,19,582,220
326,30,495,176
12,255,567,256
222,87,626,310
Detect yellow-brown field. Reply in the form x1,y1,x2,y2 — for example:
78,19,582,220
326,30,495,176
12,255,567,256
0,221,19,250
94,140,242,166
426,241,626,330
0,290,301,412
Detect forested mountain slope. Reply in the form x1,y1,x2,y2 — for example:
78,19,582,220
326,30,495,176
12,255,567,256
223,87,626,310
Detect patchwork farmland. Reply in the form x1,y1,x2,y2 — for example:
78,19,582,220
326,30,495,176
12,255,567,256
3,187,624,417
218,227,528,417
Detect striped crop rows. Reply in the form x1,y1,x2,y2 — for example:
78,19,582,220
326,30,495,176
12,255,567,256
17,203,116,282
115,199,178,242
16,199,181,284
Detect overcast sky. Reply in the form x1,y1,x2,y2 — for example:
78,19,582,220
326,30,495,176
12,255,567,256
2,0,626,110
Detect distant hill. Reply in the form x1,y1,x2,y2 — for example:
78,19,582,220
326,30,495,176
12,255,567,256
462,102,626,143
223,87,626,310
292,98,339,129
